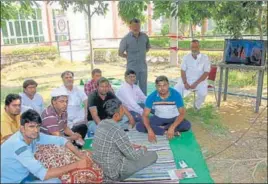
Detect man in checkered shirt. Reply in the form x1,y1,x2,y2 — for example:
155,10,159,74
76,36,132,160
84,69,114,96
92,99,157,181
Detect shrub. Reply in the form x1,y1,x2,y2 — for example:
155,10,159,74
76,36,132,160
90,49,223,64
2,46,58,64
149,38,225,50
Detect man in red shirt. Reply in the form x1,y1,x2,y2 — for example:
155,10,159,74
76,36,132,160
84,69,114,96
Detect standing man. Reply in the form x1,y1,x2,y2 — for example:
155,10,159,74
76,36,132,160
137,76,191,143
20,79,44,115
84,68,114,96
174,40,211,110
59,71,88,130
92,99,157,182
119,18,150,95
1,109,91,183
41,88,87,148
1,94,21,143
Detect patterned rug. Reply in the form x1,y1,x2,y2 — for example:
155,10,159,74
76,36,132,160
124,129,178,183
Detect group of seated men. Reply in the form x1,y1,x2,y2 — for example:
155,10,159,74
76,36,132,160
1,40,211,182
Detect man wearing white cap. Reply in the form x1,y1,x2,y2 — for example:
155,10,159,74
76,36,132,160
40,87,87,149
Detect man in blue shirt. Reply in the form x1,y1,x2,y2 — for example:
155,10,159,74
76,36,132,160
136,76,191,142
1,109,91,183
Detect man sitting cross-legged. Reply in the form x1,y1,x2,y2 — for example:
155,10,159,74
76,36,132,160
87,77,135,134
1,109,91,183
92,99,157,182
136,76,191,142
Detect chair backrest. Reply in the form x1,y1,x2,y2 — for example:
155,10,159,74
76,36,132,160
208,65,217,81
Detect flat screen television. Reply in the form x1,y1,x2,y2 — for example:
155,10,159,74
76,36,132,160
223,39,267,66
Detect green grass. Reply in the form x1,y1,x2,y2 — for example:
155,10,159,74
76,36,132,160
1,87,21,106
184,97,227,134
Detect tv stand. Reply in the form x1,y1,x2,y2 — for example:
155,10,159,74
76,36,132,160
217,62,266,113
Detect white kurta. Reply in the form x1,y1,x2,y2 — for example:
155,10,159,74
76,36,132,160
174,53,211,109
60,85,88,128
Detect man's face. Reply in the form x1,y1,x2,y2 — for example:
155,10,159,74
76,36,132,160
5,99,21,116
21,122,40,140
191,42,200,55
98,82,109,96
52,96,68,113
93,72,102,82
156,81,169,96
24,85,37,97
130,22,140,34
125,74,136,85
62,73,74,87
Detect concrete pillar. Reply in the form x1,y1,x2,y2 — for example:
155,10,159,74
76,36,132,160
169,16,178,66
112,1,119,38
147,1,152,35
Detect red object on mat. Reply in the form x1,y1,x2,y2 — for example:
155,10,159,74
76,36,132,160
169,47,179,51
35,145,103,183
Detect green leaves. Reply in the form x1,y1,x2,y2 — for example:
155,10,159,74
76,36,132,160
211,1,266,38
58,0,108,17
118,0,148,24
1,0,35,26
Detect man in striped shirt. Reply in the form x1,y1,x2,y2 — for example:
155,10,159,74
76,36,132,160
41,88,86,148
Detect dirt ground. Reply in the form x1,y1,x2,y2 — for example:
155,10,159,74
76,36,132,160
1,59,267,183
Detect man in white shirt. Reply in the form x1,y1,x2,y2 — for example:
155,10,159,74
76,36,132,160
59,71,88,138
20,79,44,115
116,70,146,123
174,40,211,110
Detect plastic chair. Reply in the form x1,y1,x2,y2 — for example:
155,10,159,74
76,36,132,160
192,65,218,108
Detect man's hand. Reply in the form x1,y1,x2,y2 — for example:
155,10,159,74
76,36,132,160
129,116,136,128
184,82,191,90
167,126,176,140
70,133,80,141
148,130,157,143
76,158,92,169
190,82,198,89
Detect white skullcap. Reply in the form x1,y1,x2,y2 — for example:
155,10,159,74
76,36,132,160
51,87,69,97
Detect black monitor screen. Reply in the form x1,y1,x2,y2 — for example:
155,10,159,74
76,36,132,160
224,39,266,66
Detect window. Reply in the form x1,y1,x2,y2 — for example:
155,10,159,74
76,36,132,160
2,9,44,45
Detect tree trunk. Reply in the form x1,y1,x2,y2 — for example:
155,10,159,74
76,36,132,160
201,19,207,40
87,2,94,71
257,6,263,40
189,22,193,39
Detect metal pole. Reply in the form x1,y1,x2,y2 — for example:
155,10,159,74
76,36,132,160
55,20,60,57
67,20,73,62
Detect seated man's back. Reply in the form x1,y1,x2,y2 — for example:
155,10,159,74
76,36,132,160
92,99,157,182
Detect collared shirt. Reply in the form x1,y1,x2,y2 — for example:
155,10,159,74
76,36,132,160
87,91,117,121
181,53,211,84
145,88,184,119
19,92,44,115
119,32,150,72
0,109,21,143
40,105,67,135
1,131,68,183
84,79,114,96
60,85,87,128
116,82,146,115
92,119,144,181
